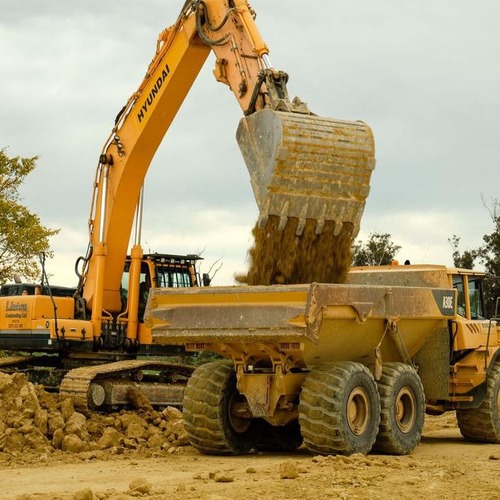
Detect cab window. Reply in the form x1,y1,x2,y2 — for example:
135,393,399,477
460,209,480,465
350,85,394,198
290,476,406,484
452,275,485,319
120,265,151,303
452,276,466,317
156,265,192,288
468,278,485,320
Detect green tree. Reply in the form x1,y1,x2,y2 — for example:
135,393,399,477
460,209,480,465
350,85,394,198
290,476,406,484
477,200,500,317
0,148,59,284
448,235,477,269
352,232,401,266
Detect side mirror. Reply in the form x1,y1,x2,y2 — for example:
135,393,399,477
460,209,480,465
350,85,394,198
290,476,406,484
202,273,211,287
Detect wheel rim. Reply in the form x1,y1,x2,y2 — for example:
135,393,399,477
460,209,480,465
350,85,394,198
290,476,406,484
395,387,416,433
347,386,370,436
228,392,251,434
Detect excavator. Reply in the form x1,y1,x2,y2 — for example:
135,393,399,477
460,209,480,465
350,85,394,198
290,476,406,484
0,0,375,411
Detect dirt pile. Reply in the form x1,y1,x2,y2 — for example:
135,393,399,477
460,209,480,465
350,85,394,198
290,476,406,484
242,216,354,285
0,372,188,460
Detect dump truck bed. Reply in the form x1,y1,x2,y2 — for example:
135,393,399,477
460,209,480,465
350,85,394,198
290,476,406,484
146,278,456,368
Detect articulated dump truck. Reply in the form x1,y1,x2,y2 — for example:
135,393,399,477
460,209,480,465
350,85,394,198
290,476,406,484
145,264,500,456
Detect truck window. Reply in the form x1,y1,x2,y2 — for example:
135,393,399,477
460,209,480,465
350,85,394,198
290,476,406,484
452,276,466,317
468,278,485,320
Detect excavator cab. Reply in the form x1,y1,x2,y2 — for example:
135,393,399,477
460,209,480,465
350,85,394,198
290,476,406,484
121,253,203,322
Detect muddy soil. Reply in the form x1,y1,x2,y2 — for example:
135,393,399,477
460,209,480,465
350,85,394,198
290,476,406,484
1,375,499,500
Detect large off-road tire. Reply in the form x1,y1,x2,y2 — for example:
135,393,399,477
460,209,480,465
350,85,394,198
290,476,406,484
373,362,425,455
182,361,259,455
298,361,380,455
456,362,500,443
254,419,303,452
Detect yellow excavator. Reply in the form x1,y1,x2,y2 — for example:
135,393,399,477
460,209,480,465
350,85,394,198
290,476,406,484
0,0,375,410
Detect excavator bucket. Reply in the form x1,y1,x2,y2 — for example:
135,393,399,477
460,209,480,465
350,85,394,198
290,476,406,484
237,109,375,237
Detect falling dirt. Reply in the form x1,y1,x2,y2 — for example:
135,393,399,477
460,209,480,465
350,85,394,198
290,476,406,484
240,216,354,285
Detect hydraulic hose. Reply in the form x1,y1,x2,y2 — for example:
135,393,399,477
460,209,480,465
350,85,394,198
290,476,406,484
195,1,231,46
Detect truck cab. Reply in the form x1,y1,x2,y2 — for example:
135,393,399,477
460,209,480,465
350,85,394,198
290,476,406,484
446,269,499,401
451,270,485,320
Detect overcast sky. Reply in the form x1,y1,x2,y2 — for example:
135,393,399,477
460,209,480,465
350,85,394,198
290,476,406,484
1,1,499,286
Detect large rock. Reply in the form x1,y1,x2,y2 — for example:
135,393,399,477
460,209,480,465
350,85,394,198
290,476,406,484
98,427,124,449
48,412,65,436
65,412,90,442
162,407,182,420
0,372,14,394
74,488,96,500
19,383,41,413
147,428,165,450
60,397,75,421
118,413,148,432
61,434,88,453
52,428,64,449
128,478,152,495
34,409,49,435
125,422,148,440
0,429,25,453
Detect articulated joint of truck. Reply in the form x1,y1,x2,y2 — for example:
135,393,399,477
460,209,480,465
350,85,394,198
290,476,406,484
187,340,307,425
234,363,306,426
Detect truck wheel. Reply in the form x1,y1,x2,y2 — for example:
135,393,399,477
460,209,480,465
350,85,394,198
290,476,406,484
254,419,303,452
299,361,380,455
182,361,258,455
373,362,425,455
457,361,500,443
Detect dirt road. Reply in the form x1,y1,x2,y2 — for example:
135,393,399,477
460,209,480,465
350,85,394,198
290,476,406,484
2,414,499,500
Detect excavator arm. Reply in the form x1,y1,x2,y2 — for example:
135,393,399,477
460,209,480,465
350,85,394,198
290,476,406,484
81,1,268,316
78,0,375,339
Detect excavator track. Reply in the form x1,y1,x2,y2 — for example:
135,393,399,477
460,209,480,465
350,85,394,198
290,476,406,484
0,356,37,369
59,359,194,413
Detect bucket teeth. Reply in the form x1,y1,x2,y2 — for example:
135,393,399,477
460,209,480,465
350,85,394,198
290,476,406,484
315,220,325,235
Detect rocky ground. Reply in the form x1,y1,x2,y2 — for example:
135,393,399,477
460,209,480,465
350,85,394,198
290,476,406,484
1,372,500,500
0,372,189,460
